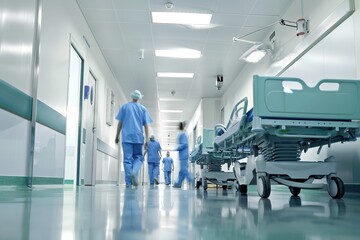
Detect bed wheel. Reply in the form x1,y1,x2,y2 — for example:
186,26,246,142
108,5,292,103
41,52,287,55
289,186,301,196
222,185,227,190
203,180,208,191
328,176,345,199
196,181,201,189
239,184,247,194
257,175,271,198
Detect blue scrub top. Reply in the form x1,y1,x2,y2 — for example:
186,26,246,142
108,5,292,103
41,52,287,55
147,140,161,163
177,132,189,161
162,157,173,171
116,102,152,144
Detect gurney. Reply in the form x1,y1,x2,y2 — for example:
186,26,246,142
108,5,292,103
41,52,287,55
190,127,249,190
214,75,360,198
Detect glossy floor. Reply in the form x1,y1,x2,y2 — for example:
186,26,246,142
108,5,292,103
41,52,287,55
0,185,359,240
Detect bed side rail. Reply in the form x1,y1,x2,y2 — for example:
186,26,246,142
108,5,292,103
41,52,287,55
253,75,360,120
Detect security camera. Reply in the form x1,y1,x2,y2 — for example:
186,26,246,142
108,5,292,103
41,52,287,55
216,75,223,90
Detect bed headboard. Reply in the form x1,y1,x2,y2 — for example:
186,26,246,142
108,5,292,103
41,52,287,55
253,75,360,120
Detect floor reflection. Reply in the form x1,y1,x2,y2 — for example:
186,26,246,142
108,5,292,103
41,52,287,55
0,185,359,240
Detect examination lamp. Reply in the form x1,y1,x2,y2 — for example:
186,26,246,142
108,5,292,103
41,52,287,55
235,39,271,63
240,46,268,63
233,18,308,63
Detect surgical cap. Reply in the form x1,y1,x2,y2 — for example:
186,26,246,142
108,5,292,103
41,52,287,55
131,90,143,100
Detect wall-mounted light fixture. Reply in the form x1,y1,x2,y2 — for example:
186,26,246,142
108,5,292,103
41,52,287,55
234,38,271,63
233,18,308,63
239,42,271,63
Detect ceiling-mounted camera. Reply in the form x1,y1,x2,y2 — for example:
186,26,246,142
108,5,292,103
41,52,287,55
216,75,223,90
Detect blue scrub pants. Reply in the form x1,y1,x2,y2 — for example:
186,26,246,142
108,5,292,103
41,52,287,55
122,143,144,186
175,160,192,186
148,162,159,185
164,171,172,185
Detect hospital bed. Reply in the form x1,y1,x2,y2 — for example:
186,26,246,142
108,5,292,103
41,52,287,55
190,128,248,190
190,131,234,190
214,75,360,198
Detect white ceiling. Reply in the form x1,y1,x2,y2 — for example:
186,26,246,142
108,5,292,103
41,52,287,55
77,0,294,149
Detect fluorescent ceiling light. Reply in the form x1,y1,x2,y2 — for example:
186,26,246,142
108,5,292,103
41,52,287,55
152,12,212,25
157,72,194,78
160,110,183,113
155,49,201,59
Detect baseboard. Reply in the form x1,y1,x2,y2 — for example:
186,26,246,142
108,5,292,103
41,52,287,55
0,176,63,186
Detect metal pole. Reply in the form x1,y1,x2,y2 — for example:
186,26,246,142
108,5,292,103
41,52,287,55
28,0,42,188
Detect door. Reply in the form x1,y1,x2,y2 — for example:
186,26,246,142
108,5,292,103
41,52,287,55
84,72,97,186
64,45,84,186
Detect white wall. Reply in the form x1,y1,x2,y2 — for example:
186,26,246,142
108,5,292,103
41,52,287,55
0,0,35,178
33,0,128,182
0,0,128,184
217,0,360,183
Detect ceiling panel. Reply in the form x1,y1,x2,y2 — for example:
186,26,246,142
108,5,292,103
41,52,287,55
158,90,188,99
207,26,242,42
216,0,255,14
113,0,150,11
77,0,114,9
158,101,186,110
87,21,125,49
251,0,294,16
149,0,219,13
211,13,247,27
119,23,152,39
81,9,117,22
244,15,280,28
153,39,204,51
115,10,150,24
155,58,198,72
152,24,210,41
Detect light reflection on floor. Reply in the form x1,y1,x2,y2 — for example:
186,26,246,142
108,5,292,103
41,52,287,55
0,185,359,240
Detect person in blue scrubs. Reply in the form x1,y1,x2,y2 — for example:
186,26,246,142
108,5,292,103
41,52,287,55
173,122,192,188
144,135,162,185
115,90,152,187
162,151,174,185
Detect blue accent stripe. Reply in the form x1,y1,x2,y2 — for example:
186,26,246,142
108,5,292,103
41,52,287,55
37,100,66,134
0,79,66,135
0,79,32,120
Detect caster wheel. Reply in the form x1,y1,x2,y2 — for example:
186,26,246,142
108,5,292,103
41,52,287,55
289,196,302,207
196,181,201,189
257,175,271,198
222,185,227,190
239,184,248,194
289,186,301,196
203,180,208,191
328,176,345,199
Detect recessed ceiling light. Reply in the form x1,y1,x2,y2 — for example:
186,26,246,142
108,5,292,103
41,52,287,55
157,72,194,78
155,49,201,59
160,110,183,113
151,12,212,25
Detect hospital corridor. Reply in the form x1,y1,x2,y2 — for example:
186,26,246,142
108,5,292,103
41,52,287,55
1,0,360,239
